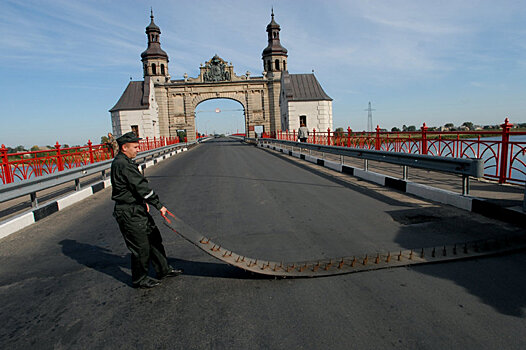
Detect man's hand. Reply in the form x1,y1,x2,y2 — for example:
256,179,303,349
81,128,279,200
145,203,150,212
160,206,176,223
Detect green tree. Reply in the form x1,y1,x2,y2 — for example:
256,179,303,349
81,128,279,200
402,125,408,132
100,136,109,144
444,123,455,129
407,125,416,131
462,122,474,130
391,127,401,132
31,145,40,152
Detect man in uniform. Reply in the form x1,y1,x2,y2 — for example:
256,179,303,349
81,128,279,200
111,132,182,289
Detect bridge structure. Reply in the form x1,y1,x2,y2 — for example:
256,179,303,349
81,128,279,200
1,136,525,349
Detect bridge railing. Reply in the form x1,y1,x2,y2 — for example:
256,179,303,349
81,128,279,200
274,118,526,184
0,136,180,185
0,142,195,207
256,138,484,196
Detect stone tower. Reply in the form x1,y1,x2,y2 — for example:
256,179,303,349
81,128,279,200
141,9,169,83
262,9,288,134
262,8,288,78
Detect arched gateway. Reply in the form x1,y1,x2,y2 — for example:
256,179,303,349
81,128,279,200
110,10,332,141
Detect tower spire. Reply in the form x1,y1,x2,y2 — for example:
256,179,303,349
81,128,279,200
141,11,169,81
262,9,288,75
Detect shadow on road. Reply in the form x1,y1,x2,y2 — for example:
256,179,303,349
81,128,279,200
390,209,526,318
59,240,269,286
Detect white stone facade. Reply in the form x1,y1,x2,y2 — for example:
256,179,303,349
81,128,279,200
280,100,333,132
111,79,160,138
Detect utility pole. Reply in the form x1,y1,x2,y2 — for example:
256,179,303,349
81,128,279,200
365,102,375,132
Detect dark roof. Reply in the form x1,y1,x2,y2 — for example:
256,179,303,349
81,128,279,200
109,80,149,112
281,72,332,101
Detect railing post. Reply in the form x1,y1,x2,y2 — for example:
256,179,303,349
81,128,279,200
327,128,331,146
313,129,316,144
1,144,13,184
499,118,512,184
421,122,428,155
55,141,64,171
88,140,94,164
293,129,296,142
146,136,149,151
347,127,351,147
375,125,381,150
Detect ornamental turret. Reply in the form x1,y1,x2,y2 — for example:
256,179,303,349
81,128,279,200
262,9,288,77
141,9,169,82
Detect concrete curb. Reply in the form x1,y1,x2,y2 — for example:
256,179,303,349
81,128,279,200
0,147,193,240
258,143,526,226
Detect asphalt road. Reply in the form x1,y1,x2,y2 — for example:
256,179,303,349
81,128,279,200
1,137,525,349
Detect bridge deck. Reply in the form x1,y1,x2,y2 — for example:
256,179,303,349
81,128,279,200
1,137,525,349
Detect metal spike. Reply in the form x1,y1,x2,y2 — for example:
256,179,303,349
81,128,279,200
409,250,414,260
375,254,380,264
453,244,457,255
386,252,391,263
432,247,436,257
443,246,447,256
420,248,425,258
398,251,402,261
351,257,357,267
363,255,368,265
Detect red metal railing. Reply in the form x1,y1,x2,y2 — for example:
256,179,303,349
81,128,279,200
1,136,179,184
275,118,526,184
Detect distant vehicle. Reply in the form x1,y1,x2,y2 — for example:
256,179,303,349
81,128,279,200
214,134,220,138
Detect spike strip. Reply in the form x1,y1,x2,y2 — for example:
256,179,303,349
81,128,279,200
164,219,526,278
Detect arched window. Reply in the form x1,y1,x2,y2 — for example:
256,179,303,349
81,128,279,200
275,59,280,71
161,64,165,75
152,63,157,75
283,61,286,71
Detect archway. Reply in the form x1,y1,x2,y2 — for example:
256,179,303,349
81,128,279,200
195,98,245,137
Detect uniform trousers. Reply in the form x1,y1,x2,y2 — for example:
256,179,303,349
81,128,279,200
113,203,171,285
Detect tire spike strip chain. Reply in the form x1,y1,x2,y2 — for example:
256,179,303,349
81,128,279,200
165,219,526,278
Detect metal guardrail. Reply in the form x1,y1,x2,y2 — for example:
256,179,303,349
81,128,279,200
252,138,484,195
0,142,195,206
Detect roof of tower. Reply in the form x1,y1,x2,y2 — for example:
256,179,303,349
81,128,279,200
262,10,288,57
109,80,150,112
146,9,160,33
281,72,332,101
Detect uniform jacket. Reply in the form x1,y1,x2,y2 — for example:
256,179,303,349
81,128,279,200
298,126,309,139
111,152,163,210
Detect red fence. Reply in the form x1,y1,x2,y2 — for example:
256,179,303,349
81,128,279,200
274,118,526,184
0,136,179,185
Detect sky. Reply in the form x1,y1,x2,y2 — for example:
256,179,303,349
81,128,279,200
1,0,525,147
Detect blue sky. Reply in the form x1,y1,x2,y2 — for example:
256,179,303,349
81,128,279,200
1,0,525,147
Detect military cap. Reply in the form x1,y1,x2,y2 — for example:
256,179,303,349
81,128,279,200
117,132,142,145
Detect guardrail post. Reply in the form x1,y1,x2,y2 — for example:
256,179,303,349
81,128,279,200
347,127,352,147
88,140,94,164
462,175,470,196
375,125,381,150
55,142,64,171
313,129,316,144
1,144,13,184
499,118,512,184
30,192,38,208
421,123,428,155
403,166,408,180
293,129,296,142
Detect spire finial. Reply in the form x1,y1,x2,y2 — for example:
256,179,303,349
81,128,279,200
271,7,274,19
150,7,154,20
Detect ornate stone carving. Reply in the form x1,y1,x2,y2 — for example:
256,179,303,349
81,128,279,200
203,55,231,82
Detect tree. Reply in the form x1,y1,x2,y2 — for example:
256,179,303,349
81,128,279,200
31,145,40,152
407,125,416,131
462,122,474,130
402,125,408,132
444,123,454,129
391,127,401,132
100,136,109,144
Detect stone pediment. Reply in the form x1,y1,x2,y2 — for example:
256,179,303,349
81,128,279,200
181,55,249,83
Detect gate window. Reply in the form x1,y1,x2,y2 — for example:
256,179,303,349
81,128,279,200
275,59,280,71
300,115,307,127
152,63,157,75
